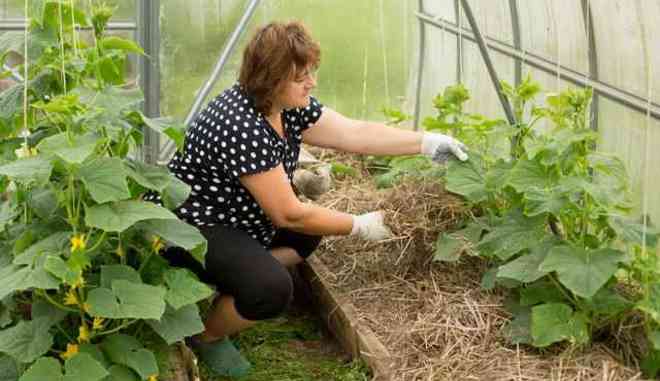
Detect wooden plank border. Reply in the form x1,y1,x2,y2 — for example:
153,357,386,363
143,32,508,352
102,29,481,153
299,256,394,381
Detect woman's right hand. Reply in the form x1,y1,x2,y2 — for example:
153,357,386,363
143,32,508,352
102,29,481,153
350,211,393,241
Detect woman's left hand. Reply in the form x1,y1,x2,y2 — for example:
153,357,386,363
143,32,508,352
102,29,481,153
421,132,469,163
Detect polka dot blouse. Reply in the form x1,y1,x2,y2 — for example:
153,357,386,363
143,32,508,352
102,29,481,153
145,83,324,247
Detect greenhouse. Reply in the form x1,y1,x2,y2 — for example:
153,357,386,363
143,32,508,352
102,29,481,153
0,0,659,380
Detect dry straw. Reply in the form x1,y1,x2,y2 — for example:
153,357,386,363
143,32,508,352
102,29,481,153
310,150,646,381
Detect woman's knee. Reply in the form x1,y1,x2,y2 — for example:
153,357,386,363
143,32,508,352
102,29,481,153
233,268,293,320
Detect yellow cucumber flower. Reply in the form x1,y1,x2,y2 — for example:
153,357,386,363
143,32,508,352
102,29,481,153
92,317,105,330
70,234,86,253
147,375,158,381
63,289,78,306
61,343,79,360
78,324,90,343
151,235,164,253
116,245,125,258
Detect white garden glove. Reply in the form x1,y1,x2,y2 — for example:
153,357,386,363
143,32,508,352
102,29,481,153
421,132,469,163
350,211,393,241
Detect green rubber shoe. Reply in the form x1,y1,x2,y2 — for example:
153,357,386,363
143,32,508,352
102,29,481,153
189,337,252,378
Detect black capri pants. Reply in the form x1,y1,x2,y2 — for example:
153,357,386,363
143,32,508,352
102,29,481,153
162,225,322,321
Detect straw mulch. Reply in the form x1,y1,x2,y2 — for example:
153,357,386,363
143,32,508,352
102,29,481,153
307,150,648,381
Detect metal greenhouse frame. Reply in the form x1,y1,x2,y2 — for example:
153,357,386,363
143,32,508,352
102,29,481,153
412,0,660,133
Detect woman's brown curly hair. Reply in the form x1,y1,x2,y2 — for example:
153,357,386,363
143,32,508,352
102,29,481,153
238,21,320,115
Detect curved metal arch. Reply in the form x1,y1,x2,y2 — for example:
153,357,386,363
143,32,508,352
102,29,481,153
412,0,426,130
509,0,521,86
580,0,599,131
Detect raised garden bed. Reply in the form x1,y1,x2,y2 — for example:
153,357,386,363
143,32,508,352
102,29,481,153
297,152,649,381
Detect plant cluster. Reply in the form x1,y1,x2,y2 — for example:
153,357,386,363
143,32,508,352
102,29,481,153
0,2,210,380
430,77,660,375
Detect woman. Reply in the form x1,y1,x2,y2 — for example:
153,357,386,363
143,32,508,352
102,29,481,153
147,21,467,376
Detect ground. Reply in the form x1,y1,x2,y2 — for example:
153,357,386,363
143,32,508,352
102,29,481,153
198,302,371,381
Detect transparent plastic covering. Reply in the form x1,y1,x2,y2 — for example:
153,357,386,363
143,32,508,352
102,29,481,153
159,0,416,122
419,0,660,234
1,0,135,20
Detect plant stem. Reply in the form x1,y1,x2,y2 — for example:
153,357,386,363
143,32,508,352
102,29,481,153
96,319,138,337
36,290,78,313
87,231,107,253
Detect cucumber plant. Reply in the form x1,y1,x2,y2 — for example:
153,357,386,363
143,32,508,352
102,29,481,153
0,2,209,380
434,78,660,373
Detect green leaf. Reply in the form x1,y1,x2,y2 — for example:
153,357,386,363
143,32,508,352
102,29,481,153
588,152,628,184
502,305,532,345
13,231,70,266
76,87,143,140
123,160,171,193
523,187,570,217
86,280,166,320
96,56,124,86
0,202,18,233
0,156,52,185
101,36,145,54
30,299,66,329
0,264,59,300
519,281,567,306
0,84,24,127
160,176,190,210
610,217,658,248
584,287,632,318
649,331,660,351
433,233,463,262
100,335,158,380
140,115,185,151
445,155,488,202
79,157,131,204
85,201,177,233
497,238,558,283
29,188,58,220
0,354,18,381
42,1,88,30
531,303,589,347
163,269,213,310
62,353,108,381
78,344,109,369
43,256,80,286
0,318,53,364
36,132,98,165
636,284,660,324
507,158,556,193
483,159,513,191
539,245,626,298
18,357,61,381
106,365,139,381
477,213,547,260
100,265,141,289
146,304,205,345
480,267,497,290
641,349,660,379
136,219,207,266
0,304,11,329
330,163,357,177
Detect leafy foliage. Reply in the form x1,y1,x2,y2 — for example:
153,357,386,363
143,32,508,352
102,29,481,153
409,78,659,365
0,2,207,379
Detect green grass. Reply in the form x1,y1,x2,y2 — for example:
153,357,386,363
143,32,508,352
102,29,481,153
199,308,372,381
